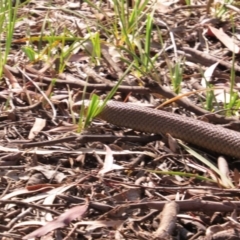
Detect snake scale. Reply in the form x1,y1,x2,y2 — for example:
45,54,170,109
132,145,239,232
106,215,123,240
97,101,240,158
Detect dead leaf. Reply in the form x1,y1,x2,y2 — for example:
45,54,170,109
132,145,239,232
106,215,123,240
80,220,123,231
201,62,219,87
218,156,231,187
166,133,180,153
27,165,66,183
208,26,240,54
28,118,46,140
98,145,123,176
22,202,89,239
3,65,22,89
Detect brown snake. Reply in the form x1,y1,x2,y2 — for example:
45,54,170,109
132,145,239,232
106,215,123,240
97,101,240,158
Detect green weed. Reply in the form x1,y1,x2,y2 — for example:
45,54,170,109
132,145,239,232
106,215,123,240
0,0,19,77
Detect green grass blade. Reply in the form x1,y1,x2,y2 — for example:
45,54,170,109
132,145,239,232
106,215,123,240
179,141,234,188
146,169,216,183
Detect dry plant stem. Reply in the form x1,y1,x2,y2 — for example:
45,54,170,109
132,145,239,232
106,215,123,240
211,228,240,239
189,231,204,240
135,209,159,222
82,65,112,84
0,179,11,198
145,78,239,125
6,66,240,125
17,68,57,125
125,155,146,168
170,4,207,13
126,200,240,213
63,224,78,240
225,4,240,14
16,101,42,111
0,200,60,215
4,65,149,94
5,65,238,124
20,135,162,148
153,153,192,163
0,232,22,239
58,195,113,212
7,207,33,229
153,201,179,239
94,178,240,194
128,222,152,239
182,47,240,73
19,71,240,126
0,165,27,169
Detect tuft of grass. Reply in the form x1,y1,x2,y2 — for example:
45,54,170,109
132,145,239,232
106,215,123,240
125,11,159,77
215,0,234,19
168,59,184,95
146,169,216,183
111,0,149,49
205,86,215,111
20,9,86,73
87,31,101,65
0,0,19,77
224,28,240,116
84,0,158,77
22,34,84,73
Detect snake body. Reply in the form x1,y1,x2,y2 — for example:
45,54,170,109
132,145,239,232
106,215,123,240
98,101,240,158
